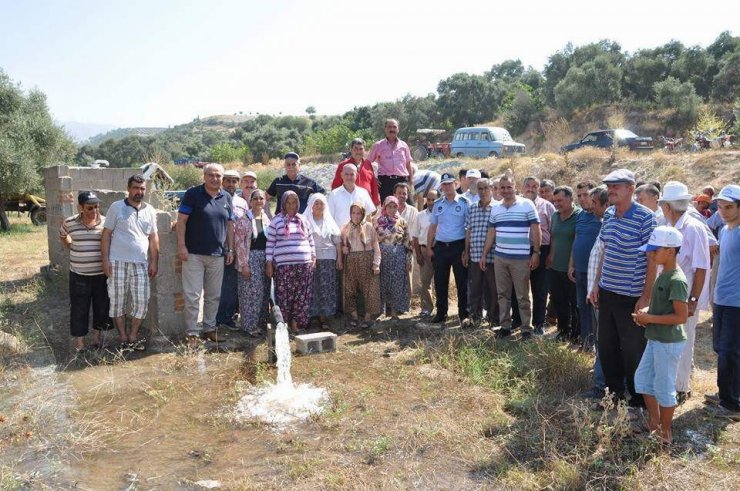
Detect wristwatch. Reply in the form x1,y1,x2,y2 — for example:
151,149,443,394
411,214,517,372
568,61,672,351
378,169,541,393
689,296,698,302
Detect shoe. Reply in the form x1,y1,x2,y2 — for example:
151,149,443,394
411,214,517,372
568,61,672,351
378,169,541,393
130,338,146,351
704,393,720,405
430,315,447,324
521,332,533,341
201,331,221,343
533,325,545,336
705,404,740,422
580,387,606,400
460,318,472,329
494,328,511,339
420,310,431,318
676,391,691,405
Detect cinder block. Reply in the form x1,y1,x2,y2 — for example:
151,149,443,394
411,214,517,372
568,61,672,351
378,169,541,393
44,165,69,180
156,212,172,234
294,332,337,354
59,176,72,191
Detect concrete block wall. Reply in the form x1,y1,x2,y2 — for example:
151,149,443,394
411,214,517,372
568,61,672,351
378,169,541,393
43,165,184,339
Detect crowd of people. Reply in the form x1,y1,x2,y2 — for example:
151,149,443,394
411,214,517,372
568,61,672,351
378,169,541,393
60,118,740,443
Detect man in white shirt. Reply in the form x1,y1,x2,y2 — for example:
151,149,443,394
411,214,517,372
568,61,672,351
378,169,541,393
659,181,710,403
328,163,376,226
462,169,481,204
411,190,437,317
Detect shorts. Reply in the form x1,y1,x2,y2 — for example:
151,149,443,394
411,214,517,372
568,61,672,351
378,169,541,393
635,339,686,407
107,261,150,319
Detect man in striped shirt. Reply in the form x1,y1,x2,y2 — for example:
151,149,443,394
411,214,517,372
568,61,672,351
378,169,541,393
481,174,541,339
589,169,657,409
59,191,112,351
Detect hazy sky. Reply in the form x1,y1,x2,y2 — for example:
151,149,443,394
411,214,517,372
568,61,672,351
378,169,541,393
1,0,737,127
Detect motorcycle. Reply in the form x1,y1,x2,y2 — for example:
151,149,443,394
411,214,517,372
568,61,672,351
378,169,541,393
660,136,683,153
691,133,712,152
718,133,733,148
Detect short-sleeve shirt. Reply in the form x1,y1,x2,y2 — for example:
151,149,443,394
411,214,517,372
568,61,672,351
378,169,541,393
178,184,234,256
232,194,248,220
412,209,433,246
673,211,711,310
489,197,539,259
61,214,105,275
367,138,412,177
414,170,441,197
430,194,470,243
331,158,380,206
104,200,158,264
266,174,325,214
533,197,556,246
645,268,688,343
465,201,495,263
598,202,656,297
328,185,376,227
572,210,602,273
550,208,581,272
715,225,740,307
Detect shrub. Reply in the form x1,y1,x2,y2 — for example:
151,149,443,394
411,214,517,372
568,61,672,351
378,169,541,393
503,89,537,136
164,163,202,190
653,76,701,126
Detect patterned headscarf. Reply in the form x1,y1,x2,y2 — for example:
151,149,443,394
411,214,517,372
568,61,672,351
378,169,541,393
376,196,400,232
280,190,306,238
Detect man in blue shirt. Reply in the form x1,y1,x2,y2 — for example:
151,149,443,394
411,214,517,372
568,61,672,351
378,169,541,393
177,163,235,347
425,172,470,324
705,184,740,419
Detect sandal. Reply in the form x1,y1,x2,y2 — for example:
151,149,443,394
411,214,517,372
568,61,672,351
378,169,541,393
361,320,373,330
130,338,146,351
348,318,359,328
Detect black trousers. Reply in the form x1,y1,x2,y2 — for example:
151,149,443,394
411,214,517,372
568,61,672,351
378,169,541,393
598,289,647,406
379,175,412,203
550,270,579,340
69,271,112,337
433,240,468,319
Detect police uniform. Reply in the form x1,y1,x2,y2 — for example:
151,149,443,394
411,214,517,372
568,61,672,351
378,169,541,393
430,191,470,321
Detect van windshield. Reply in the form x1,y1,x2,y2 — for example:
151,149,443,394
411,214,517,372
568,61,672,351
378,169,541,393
490,129,512,142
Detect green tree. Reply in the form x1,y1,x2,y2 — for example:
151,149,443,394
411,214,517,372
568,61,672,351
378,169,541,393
553,55,622,114
711,49,740,102
437,73,503,127
0,68,75,230
653,76,701,126
503,88,538,136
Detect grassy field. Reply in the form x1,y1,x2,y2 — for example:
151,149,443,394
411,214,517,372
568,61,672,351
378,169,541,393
1,171,739,489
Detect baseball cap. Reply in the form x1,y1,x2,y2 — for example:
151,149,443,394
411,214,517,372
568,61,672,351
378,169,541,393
223,170,240,179
639,225,683,252
78,191,101,205
440,172,455,184
716,184,740,202
603,169,636,184
242,171,257,179
284,152,300,161
466,169,481,179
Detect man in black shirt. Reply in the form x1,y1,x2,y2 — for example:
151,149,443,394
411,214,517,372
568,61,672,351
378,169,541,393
266,152,325,214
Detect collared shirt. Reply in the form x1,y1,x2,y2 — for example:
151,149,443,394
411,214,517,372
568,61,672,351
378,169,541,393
489,196,539,259
431,194,470,243
465,200,495,263
104,199,158,264
367,138,412,177
533,196,555,245
411,209,433,246
414,169,441,197
399,204,419,239
707,210,725,235
462,190,480,205
587,240,604,292
328,185,376,227
598,202,656,297
654,207,666,226
61,213,105,275
573,210,602,273
179,184,234,256
550,207,582,272
715,225,740,307
331,158,380,206
671,211,711,310
266,173,325,214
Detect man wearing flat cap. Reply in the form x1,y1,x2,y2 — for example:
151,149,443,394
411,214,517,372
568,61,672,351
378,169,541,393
266,152,325,215
589,168,657,409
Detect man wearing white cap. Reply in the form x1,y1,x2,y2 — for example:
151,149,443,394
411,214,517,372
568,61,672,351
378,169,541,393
462,169,481,204
658,181,710,404
589,168,657,408
705,184,740,418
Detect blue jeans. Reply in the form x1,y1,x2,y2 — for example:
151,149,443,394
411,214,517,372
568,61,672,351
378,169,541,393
713,304,740,411
635,339,686,407
215,262,239,327
576,271,594,347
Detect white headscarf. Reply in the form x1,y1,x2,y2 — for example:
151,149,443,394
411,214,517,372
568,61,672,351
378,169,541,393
304,193,340,239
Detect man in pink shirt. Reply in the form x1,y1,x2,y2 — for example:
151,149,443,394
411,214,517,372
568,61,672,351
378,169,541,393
367,118,414,202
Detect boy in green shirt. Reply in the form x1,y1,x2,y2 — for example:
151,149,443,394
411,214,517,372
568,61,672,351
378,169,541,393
632,226,689,444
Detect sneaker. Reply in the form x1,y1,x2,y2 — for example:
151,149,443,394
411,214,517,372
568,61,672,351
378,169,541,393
703,393,721,405
676,391,692,405
430,314,447,324
494,328,511,339
580,387,606,400
533,325,545,336
521,331,533,341
201,331,221,343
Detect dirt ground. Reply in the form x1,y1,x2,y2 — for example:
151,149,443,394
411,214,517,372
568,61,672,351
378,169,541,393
1,207,739,490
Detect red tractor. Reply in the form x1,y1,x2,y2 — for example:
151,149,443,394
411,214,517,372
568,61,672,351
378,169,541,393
411,129,451,161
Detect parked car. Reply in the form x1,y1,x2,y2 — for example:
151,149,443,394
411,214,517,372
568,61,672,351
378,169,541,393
450,127,525,158
561,129,653,153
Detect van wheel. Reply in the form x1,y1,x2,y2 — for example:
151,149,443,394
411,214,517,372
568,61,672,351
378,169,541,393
456,152,465,158
488,151,498,159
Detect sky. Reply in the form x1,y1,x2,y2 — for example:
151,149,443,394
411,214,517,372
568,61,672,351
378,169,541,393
1,0,738,128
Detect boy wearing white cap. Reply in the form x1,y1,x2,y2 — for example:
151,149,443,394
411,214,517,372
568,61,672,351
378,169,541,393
633,226,689,444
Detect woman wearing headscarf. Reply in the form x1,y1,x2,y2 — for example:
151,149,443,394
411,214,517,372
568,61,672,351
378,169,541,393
374,196,412,319
234,189,271,336
266,191,316,334
341,202,381,329
305,193,342,329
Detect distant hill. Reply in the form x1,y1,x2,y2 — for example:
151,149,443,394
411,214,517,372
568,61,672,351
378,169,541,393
62,121,118,143
86,127,167,146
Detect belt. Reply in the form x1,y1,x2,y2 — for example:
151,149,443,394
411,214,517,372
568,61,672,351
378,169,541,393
434,239,464,247
380,175,408,180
